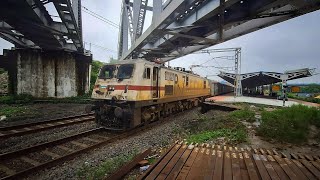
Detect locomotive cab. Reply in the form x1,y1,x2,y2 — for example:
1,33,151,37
90,60,161,130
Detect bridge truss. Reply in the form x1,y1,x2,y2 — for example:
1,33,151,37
118,0,320,62
0,0,83,52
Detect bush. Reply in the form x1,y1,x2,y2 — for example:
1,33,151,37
258,105,320,143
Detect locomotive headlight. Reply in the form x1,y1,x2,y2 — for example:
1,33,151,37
112,87,115,91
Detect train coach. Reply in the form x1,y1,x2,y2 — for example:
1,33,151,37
88,59,211,130
210,81,234,96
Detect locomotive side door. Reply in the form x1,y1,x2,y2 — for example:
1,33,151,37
152,67,159,98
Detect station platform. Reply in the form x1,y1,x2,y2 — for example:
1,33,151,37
139,142,320,180
207,94,319,107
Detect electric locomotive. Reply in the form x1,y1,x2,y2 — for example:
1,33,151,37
87,59,211,130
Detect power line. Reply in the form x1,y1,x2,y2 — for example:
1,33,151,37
84,41,117,53
82,6,119,29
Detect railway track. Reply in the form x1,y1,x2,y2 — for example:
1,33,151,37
0,111,180,180
0,113,95,139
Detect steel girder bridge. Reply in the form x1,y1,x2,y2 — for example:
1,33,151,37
118,0,320,62
0,0,84,53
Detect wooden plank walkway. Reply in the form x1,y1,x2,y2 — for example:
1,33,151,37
139,142,320,180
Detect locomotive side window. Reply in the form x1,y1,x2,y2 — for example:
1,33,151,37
117,64,134,79
204,80,207,89
174,74,178,84
186,76,189,86
143,68,151,79
99,65,115,79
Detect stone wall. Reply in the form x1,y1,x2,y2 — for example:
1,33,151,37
6,49,91,98
0,72,8,94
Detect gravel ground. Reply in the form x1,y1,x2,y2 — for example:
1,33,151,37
0,122,96,154
0,103,89,126
27,108,205,180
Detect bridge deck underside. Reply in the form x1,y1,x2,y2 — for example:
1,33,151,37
121,0,320,62
0,0,82,52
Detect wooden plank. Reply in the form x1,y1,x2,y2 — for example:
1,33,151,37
238,153,250,180
290,154,299,160
42,150,60,159
266,150,273,155
267,155,289,180
283,158,308,180
203,149,217,179
20,156,40,166
291,159,316,180
305,155,314,161
243,152,260,180
231,152,242,180
223,151,232,180
212,150,224,180
260,155,280,180
166,144,194,179
273,155,299,180
299,159,320,179
0,164,15,176
185,147,207,180
310,161,320,171
176,146,200,180
156,144,187,179
146,144,182,180
138,143,177,180
57,145,73,152
70,141,89,148
82,137,101,143
252,154,271,180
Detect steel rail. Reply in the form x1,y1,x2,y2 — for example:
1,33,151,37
0,113,95,139
0,109,195,180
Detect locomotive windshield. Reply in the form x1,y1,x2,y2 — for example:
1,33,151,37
99,65,115,79
117,64,134,79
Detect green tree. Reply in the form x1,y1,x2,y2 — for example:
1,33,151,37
109,57,118,63
90,60,104,90
301,84,320,93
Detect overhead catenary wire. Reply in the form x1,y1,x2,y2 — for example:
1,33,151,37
82,6,119,29
84,41,117,53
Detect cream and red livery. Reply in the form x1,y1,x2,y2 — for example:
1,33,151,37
89,59,210,130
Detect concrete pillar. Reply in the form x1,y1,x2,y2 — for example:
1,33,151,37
2,49,92,98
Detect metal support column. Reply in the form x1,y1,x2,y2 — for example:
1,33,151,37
234,48,242,97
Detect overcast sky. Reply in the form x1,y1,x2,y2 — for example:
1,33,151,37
0,1,319,84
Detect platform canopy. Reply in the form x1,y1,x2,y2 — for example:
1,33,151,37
218,68,314,88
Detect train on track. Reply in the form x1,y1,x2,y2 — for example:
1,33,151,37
88,59,233,130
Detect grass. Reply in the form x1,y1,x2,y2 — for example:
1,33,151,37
182,112,247,144
229,108,256,122
186,128,247,144
257,104,320,143
0,94,34,104
0,105,38,119
76,150,138,180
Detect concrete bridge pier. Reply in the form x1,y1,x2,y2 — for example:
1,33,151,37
1,49,92,98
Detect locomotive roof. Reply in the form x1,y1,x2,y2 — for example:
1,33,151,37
105,59,206,78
